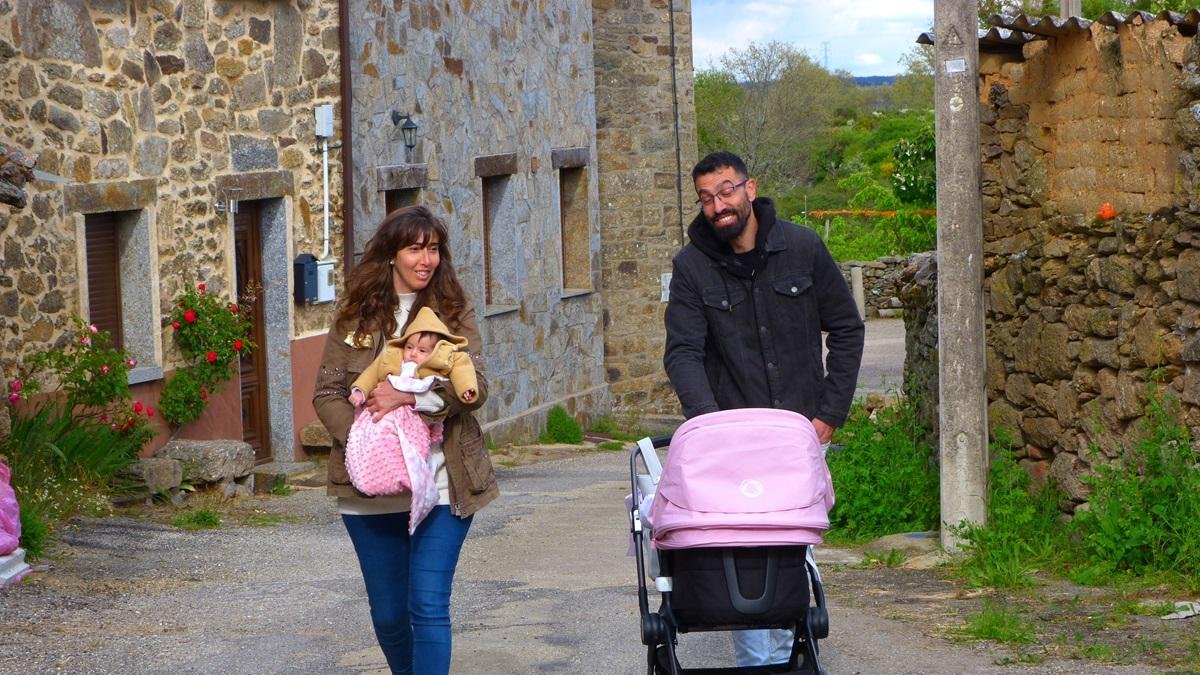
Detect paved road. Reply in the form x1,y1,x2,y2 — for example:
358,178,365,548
855,318,906,395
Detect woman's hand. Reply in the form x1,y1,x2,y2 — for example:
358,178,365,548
366,379,416,422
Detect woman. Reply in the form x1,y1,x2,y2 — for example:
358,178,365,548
313,206,498,675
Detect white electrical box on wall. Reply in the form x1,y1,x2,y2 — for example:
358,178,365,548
316,258,336,303
314,104,334,138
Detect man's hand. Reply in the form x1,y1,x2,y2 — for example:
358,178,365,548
812,418,835,445
366,379,416,422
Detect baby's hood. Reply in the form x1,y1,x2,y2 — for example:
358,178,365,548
390,306,468,349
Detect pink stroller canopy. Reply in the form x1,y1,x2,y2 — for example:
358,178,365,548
649,408,834,549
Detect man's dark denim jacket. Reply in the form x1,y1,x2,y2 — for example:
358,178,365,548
664,198,865,426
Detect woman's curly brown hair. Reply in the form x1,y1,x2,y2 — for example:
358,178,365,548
337,206,466,341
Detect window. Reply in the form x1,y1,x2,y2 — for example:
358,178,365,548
79,210,161,383
475,152,520,311
481,174,517,307
385,188,419,213
84,213,124,349
558,166,591,292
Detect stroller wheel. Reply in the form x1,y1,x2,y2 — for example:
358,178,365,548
807,606,829,640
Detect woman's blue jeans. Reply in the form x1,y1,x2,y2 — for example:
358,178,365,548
342,506,473,675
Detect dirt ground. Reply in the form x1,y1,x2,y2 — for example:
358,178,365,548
66,443,1200,674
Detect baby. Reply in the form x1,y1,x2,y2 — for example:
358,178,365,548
343,307,479,533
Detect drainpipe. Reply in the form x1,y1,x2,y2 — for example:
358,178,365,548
338,0,356,272
667,0,685,246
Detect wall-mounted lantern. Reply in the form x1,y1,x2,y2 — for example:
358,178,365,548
391,111,419,160
214,186,242,215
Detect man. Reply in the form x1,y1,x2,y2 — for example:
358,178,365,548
663,151,864,666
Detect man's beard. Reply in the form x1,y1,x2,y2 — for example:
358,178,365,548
709,207,748,243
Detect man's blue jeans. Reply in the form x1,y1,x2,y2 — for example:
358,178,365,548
342,506,473,675
732,628,794,666
731,545,821,666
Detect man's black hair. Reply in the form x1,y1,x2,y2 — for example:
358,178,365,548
691,151,748,182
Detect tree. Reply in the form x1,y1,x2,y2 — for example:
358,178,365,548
694,70,743,157
702,41,861,190
891,45,934,112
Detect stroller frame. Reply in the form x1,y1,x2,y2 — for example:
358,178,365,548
630,436,829,675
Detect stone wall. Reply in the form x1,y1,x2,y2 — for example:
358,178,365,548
593,0,697,418
841,256,911,318
344,0,613,443
0,0,342,456
906,18,1200,507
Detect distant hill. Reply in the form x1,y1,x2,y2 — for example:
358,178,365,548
853,75,896,87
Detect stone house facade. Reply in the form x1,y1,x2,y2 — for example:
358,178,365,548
1,0,695,458
905,13,1200,506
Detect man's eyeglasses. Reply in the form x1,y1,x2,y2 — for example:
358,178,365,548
695,179,748,206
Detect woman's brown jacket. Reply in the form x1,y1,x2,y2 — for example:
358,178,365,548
312,300,499,517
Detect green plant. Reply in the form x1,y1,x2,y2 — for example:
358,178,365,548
539,405,583,444
269,474,293,496
959,600,1036,645
891,123,935,206
1072,384,1200,577
824,396,939,542
17,507,48,560
159,282,255,428
954,434,1070,588
171,509,221,530
4,321,155,551
860,549,907,568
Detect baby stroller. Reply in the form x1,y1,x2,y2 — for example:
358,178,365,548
628,408,833,675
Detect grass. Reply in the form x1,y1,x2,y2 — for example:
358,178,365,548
958,600,1036,645
824,396,939,543
860,549,907,568
170,509,221,530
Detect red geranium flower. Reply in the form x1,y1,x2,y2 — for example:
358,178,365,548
9,380,20,393
198,283,206,293
183,309,197,324
233,339,244,352
172,320,181,330
1097,202,1116,221
133,401,144,413
147,406,155,418
229,303,239,314
206,350,218,364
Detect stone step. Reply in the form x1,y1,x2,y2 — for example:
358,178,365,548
251,460,319,494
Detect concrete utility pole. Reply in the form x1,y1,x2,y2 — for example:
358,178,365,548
1060,0,1082,19
933,0,988,551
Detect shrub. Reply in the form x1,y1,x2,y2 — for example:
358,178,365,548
540,405,583,444
954,434,1070,588
1073,386,1200,578
5,321,155,553
18,507,48,560
824,397,940,541
159,282,255,428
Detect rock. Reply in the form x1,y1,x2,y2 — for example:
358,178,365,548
159,439,255,484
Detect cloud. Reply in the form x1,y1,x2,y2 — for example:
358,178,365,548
856,53,884,66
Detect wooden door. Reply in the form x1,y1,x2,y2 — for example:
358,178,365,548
234,202,271,463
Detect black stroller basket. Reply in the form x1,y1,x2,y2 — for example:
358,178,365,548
630,436,829,675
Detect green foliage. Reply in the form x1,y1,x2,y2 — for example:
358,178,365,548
22,318,140,410
18,507,48,560
1072,386,1200,577
160,282,255,428
860,549,908,568
954,438,1070,588
892,123,936,207
5,321,155,551
959,600,1037,645
171,509,221,530
824,398,940,542
694,69,744,156
539,405,583,445
269,474,293,497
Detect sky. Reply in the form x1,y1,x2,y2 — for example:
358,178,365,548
690,0,935,78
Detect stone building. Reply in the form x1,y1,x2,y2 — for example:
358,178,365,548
1,0,695,460
905,12,1200,505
